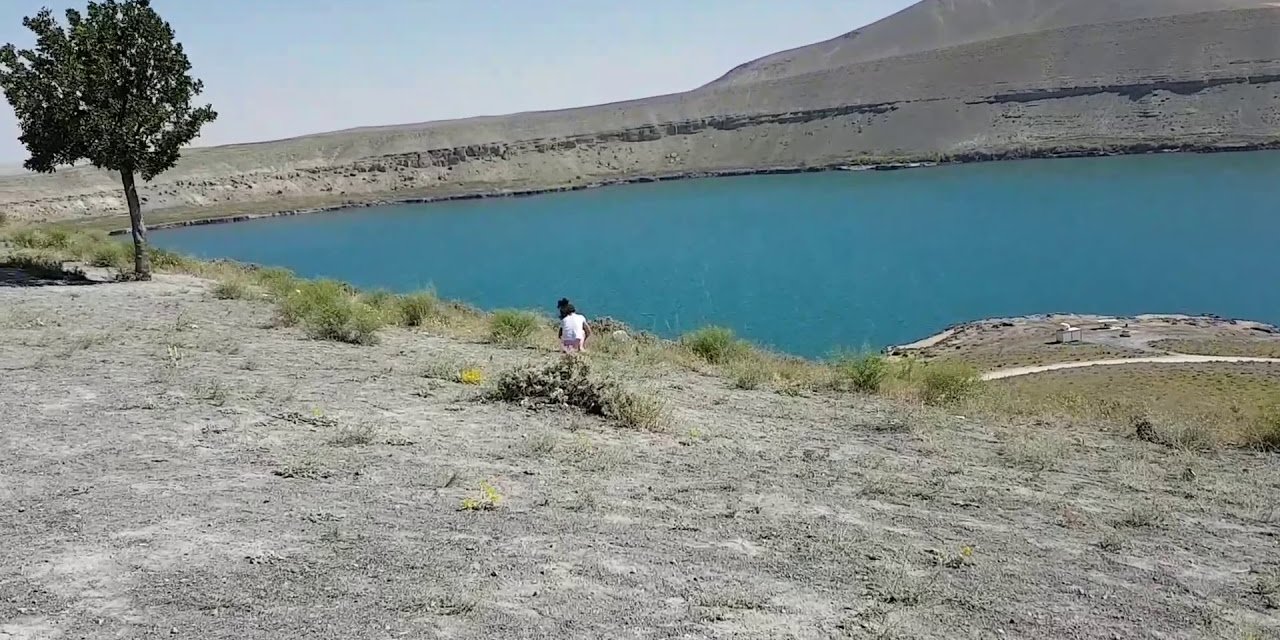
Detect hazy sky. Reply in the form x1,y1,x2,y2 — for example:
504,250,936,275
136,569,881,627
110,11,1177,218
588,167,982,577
0,0,915,163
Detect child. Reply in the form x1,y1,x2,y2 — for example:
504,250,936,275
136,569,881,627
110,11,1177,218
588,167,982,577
557,299,590,353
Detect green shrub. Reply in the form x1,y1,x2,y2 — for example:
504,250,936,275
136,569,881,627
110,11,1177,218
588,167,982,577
5,248,66,273
276,279,384,345
489,309,542,345
42,227,72,249
7,226,82,251
489,356,666,430
682,326,750,364
277,280,350,326
604,387,668,431
360,289,404,324
147,246,189,269
834,352,889,393
301,299,384,345
398,292,440,327
918,362,982,405
87,241,131,270
250,267,299,298
728,360,768,390
1248,407,1280,452
212,278,255,300
490,356,610,411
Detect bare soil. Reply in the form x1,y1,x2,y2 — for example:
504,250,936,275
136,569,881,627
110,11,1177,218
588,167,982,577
897,314,1280,370
2,279,1279,639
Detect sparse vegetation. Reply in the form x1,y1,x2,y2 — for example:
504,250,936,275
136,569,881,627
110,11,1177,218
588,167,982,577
834,352,889,393
277,280,384,345
489,356,667,430
212,277,255,300
604,386,668,432
489,309,542,346
917,361,982,405
399,291,440,327
682,326,750,365
460,481,502,511
327,422,378,447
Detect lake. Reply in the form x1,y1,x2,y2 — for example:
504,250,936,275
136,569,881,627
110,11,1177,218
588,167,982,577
153,152,1280,358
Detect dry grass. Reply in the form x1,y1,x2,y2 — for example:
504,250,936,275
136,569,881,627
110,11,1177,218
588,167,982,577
1151,338,1280,359
978,363,1280,450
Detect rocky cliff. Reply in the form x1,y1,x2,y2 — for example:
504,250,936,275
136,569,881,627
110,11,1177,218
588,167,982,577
2,0,1278,222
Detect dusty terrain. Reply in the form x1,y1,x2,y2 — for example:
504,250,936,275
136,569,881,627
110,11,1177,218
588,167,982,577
1,0,1278,223
895,314,1280,370
3,276,1280,639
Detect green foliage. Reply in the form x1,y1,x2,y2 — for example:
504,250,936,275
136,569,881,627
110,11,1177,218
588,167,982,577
834,352,889,393
489,309,541,345
86,240,130,269
146,246,188,269
604,386,668,432
212,278,254,301
0,0,217,277
460,481,503,511
301,300,384,345
248,266,298,298
1249,406,1280,452
729,360,768,390
918,362,982,405
359,289,404,324
490,356,666,430
682,326,750,365
4,248,66,273
398,292,440,327
277,280,383,345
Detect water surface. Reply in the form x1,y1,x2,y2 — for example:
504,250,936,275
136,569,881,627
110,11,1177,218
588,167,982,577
154,152,1280,357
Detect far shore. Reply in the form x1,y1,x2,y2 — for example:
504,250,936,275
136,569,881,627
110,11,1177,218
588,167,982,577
102,142,1280,236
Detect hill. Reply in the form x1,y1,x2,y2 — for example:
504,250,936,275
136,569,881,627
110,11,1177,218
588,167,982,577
1,0,1278,223
2,272,1278,638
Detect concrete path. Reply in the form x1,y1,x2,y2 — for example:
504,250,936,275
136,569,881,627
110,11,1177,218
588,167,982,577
982,355,1280,381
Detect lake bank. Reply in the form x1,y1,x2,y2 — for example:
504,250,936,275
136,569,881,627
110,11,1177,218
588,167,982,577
109,144,1280,236
150,151,1280,357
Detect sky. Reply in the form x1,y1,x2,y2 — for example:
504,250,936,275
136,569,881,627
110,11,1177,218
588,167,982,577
0,0,915,163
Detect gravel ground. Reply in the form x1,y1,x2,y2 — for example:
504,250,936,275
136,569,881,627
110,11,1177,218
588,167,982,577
2,277,1278,639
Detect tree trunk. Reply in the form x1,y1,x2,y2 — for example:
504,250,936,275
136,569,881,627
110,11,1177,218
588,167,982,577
121,170,150,280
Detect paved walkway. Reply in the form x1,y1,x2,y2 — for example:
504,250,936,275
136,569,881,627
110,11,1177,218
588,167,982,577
982,355,1280,381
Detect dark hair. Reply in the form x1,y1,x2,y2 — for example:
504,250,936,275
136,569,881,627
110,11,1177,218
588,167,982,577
559,303,576,318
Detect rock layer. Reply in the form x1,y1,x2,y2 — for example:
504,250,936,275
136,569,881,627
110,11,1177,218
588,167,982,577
2,1,1278,221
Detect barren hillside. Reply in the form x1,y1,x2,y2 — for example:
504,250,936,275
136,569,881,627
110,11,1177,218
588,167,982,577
2,0,1278,222
2,275,1278,639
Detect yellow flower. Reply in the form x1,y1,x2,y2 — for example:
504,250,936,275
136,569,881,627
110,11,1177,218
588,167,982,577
459,368,485,385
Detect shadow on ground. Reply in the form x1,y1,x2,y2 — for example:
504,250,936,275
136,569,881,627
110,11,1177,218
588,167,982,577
0,265,101,288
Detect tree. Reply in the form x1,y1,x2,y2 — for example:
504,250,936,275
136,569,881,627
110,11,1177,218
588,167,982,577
0,0,216,279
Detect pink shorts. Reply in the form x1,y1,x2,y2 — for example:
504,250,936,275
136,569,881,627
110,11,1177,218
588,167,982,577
561,338,583,352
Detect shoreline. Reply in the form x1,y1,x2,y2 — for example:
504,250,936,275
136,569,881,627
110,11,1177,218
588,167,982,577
112,142,1280,236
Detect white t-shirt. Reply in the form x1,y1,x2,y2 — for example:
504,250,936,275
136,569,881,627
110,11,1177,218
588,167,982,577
561,313,587,341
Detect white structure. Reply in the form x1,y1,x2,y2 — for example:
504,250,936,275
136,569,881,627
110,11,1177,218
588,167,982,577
1056,322,1082,344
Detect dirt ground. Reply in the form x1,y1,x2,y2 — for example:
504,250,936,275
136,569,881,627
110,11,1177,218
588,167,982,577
2,278,1279,639
897,315,1280,370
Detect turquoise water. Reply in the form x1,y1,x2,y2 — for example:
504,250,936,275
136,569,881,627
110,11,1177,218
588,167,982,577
153,152,1280,358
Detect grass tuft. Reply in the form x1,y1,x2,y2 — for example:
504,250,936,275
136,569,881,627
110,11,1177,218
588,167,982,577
278,280,384,345
398,291,440,327
489,309,542,346
682,326,750,365
490,356,667,430
833,352,889,393
918,361,982,406
212,278,256,300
